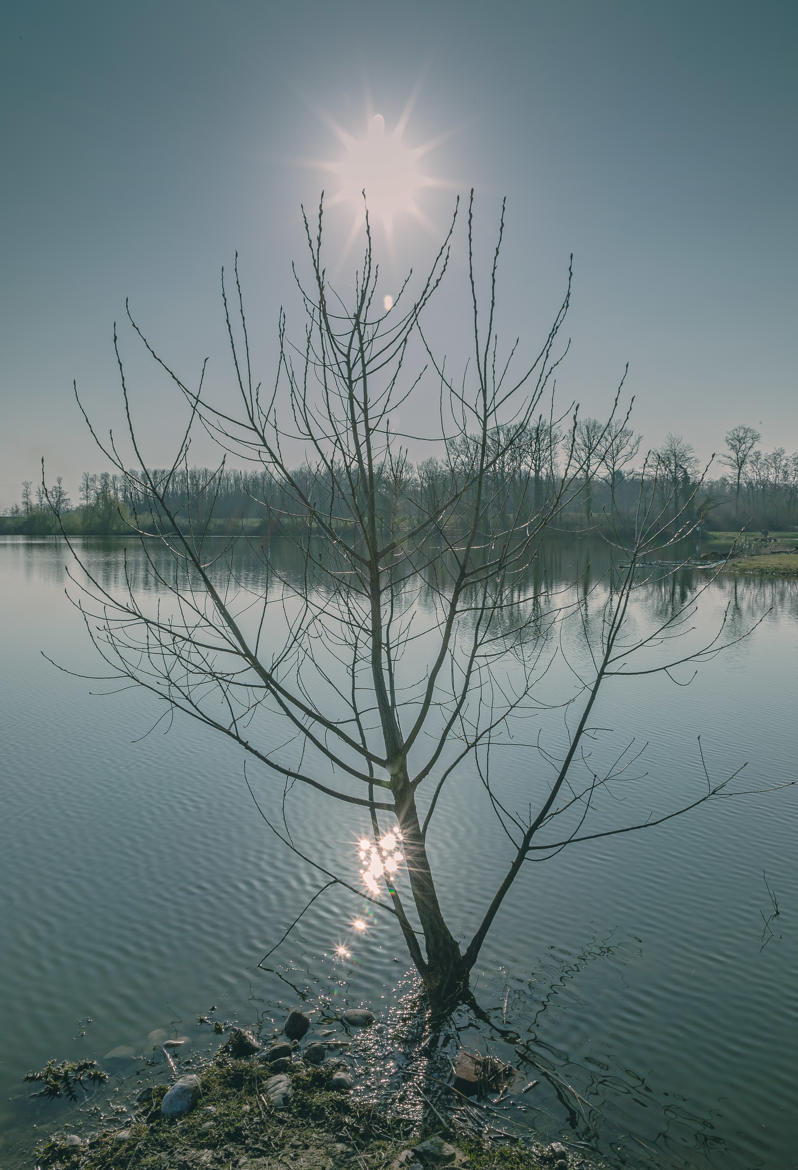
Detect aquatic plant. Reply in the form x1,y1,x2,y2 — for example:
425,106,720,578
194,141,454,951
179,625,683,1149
24,1057,109,1100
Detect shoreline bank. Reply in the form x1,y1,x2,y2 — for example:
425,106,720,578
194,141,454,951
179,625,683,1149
31,1012,608,1170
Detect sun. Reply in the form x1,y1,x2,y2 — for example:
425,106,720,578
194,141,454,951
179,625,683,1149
314,97,448,252
328,113,426,231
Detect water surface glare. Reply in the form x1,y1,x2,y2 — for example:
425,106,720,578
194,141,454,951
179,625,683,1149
1,536,796,1169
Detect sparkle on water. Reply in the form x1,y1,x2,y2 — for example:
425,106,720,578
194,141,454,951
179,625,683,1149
358,828,404,897
326,837,403,962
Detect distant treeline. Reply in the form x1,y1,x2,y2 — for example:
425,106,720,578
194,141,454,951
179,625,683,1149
2,423,796,537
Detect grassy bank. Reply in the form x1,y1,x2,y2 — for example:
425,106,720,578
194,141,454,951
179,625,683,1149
724,551,798,574
700,531,798,575
34,1041,600,1170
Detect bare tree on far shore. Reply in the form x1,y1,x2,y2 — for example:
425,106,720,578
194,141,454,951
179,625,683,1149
723,424,761,520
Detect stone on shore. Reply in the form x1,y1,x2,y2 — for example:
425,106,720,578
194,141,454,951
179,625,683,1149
261,1040,293,1063
452,1047,517,1097
330,1070,353,1090
413,1135,458,1164
303,1041,326,1065
265,1072,294,1108
224,1027,260,1057
341,1008,375,1027
284,1009,311,1040
161,1074,201,1117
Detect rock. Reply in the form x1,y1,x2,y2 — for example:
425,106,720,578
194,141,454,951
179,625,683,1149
452,1049,480,1096
413,1135,457,1164
266,1056,291,1073
261,1040,293,1063
265,1072,294,1108
409,1137,453,1165
103,1044,137,1061
330,1070,353,1090
224,1027,260,1057
161,1074,201,1117
163,1036,190,1049
303,1041,326,1065
452,1048,517,1098
341,1008,375,1027
284,1009,311,1040
60,1134,85,1150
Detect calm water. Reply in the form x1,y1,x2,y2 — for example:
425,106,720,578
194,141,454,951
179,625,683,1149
1,536,796,1168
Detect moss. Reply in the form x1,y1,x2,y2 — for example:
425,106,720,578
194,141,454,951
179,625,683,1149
460,1139,550,1168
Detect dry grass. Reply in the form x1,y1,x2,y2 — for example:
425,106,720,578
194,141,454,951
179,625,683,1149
726,551,798,574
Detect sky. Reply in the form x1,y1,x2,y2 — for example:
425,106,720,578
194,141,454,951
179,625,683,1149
1,0,796,508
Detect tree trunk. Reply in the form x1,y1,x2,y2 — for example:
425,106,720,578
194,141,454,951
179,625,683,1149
392,777,470,1013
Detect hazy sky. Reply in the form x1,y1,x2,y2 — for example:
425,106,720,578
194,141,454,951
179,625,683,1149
2,0,796,508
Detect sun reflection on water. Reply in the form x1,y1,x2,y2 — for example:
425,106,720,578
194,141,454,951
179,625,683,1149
326,832,405,967
358,828,405,896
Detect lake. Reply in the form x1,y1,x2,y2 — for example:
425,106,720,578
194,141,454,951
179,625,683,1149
0,535,796,1169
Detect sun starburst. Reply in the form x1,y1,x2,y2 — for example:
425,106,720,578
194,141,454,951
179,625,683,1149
312,94,449,254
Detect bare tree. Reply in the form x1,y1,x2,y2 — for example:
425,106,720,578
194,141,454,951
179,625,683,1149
527,414,561,513
570,404,638,522
654,433,699,517
55,196,772,1015
723,424,760,519
80,471,97,510
599,416,642,511
572,417,605,522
